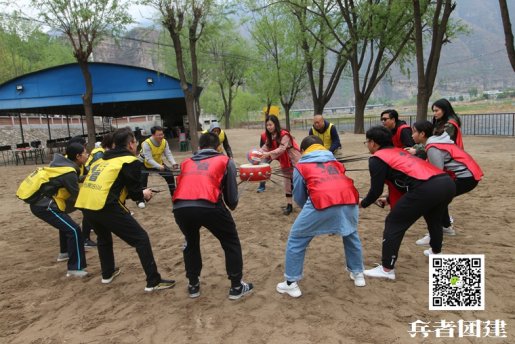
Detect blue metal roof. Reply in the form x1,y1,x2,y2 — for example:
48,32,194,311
0,62,189,118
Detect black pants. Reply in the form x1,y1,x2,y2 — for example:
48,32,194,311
31,204,86,271
442,177,479,227
140,167,176,196
82,205,161,285
382,175,456,269
59,217,94,254
173,206,243,286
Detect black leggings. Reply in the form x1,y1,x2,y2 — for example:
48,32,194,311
442,177,478,227
382,175,456,269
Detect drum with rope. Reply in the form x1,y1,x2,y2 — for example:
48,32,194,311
239,163,272,182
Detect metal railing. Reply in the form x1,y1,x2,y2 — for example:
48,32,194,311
285,113,515,136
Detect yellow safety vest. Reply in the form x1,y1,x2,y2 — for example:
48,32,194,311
75,155,138,210
85,147,105,167
312,122,334,150
201,129,226,153
16,166,77,211
140,138,166,168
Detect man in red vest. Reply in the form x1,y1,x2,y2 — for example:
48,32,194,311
172,132,253,300
360,126,455,280
380,109,415,148
276,136,365,298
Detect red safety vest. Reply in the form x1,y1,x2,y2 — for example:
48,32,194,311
296,161,359,209
374,148,445,209
268,129,300,169
172,155,229,203
448,119,464,149
392,123,411,148
425,143,483,181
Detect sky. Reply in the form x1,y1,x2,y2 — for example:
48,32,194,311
0,1,159,28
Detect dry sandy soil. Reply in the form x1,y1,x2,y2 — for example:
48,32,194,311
0,129,514,343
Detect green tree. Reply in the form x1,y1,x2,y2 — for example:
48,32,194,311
147,0,216,152
250,4,307,130
337,0,415,133
205,23,250,129
0,12,74,83
412,0,466,120
287,0,348,115
31,0,132,148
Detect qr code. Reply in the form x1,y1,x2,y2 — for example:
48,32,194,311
429,254,485,310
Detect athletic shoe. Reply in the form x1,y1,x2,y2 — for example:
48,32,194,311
416,234,431,246
144,279,176,292
424,248,441,257
66,270,88,278
101,267,121,284
84,239,97,249
276,281,302,297
363,265,396,280
56,253,69,262
283,204,293,215
188,283,200,298
256,186,266,193
349,272,366,287
228,281,254,300
443,226,456,235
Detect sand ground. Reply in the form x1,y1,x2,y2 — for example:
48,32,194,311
0,129,514,343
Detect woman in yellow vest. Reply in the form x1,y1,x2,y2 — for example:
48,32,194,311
16,143,90,277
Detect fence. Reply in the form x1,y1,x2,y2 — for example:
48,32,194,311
281,113,515,136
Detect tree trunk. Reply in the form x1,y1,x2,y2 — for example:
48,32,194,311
225,108,230,129
313,101,325,116
78,61,96,151
283,105,291,131
416,88,430,121
499,0,515,71
354,94,366,134
185,92,199,151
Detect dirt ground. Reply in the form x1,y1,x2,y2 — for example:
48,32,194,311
0,129,514,343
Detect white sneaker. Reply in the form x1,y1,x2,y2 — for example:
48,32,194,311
424,248,441,257
66,270,88,278
443,226,456,235
349,272,366,287
56,253,69,262
363,265,396,280
276,281,302,298
416,234,431,246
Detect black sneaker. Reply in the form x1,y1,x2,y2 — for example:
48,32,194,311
228,281,254,300
101,267,121,284
84,239,97,249
144,279,176,292
188,283,200,298
283,204,293,215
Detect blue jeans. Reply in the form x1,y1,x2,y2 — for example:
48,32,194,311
284,231,364,281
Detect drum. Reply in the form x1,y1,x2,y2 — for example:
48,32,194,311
239,163,272,182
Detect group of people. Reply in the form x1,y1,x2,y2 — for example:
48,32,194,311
16,97,482,300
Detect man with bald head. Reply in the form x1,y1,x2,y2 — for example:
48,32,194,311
308,114,342,157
